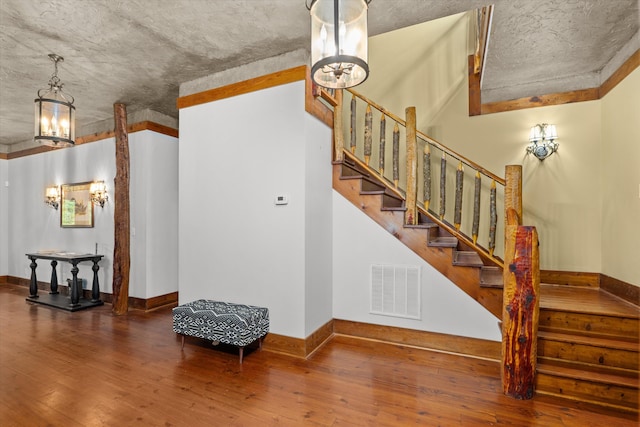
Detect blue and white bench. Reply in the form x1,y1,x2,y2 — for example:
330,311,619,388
172,299,269,363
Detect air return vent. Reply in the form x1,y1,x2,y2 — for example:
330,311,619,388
370,265,421,320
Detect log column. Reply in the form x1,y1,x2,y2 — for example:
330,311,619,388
404,107,417,225
112,103,131,315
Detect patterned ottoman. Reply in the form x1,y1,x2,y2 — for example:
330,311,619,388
172,299,269,363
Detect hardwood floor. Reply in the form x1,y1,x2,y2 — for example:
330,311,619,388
0,283,636,426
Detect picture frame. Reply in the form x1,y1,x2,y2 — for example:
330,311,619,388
60,181,94,228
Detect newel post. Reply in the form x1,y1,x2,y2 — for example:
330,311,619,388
502,165,540,399
333,89,344,162
404,107,417,225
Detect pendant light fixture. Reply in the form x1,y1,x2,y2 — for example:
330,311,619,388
34,54,76,148
309,0,371,89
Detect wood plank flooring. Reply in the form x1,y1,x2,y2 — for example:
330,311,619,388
1,283,637,426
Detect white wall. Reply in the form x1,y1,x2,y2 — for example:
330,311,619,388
601,69,640,286
5,130,179,298
179,81,333,339
332,192,501,342
0,159,8,275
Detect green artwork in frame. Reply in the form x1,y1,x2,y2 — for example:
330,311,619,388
60,182,94,228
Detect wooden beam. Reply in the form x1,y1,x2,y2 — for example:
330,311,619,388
468,55,482,116
112,103,131,315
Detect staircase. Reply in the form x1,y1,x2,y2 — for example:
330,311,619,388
333,156,640,413
536,285,639,412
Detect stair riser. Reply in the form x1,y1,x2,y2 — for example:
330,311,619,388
540,310,639,339
536,373,639,410
538,340,639,371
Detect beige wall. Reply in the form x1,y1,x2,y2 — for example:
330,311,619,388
357,12,638,285
600,68,640,286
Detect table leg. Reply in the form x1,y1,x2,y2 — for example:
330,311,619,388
28,257,38,298
70,262,80,307
49,260,59,294
91,259,101,303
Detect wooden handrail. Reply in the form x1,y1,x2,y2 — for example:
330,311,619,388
346,89,505,185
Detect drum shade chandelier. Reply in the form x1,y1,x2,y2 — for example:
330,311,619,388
34,54,76,148
308,0,371,89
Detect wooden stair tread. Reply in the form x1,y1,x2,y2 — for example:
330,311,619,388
405,223,439,230
537,361,640,388
452,250,483,267
428,236,458,248
540,284,640,318
538,330,640,352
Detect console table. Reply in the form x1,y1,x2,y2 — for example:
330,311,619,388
25,252,104,312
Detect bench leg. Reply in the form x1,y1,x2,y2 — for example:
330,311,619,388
239,346,244,364
181,335,185,349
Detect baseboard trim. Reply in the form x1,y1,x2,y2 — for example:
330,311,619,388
3,276,178,311
601,274,639,307
333,319,501,361
541,270,600,287
263,319,334,359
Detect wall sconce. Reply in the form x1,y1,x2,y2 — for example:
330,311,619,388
308,0,371,89
527,123,559,160
34,54,76,148
45,185,61,210
90,181,109,208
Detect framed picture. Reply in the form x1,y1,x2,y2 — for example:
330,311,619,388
60,182,94,228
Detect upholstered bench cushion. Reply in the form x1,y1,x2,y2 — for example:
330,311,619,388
172,299,269,347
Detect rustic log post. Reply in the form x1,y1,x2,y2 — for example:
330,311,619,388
502,212,540,399
333,89,344,161
439,153,446,220
454,162,463,231
404,107,417,225
392,122,399,188
112,103,131,315
423,144,431,211
472,171,481,244
364,104,372,165
489,180,497,256
350,96,357,154
379,115,386,176
505,165,523,225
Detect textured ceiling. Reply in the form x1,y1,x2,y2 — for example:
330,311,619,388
0,0,638,149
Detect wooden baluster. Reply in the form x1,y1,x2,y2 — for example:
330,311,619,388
379,115,386,176
472,171,481,244
350,96,356,154
439,153,446,220
393,122,399,188
454,162,463,231
423,144,431,211
489,180,497,256
333,89,344,161
502,209,539,400
405,107,417,225
364,104,372,165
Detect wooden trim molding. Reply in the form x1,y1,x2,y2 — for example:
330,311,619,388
472,48,639,114
177,65,307,110
601,274,639,307
540,270,600,288
0,153,7,160
6,121,178,160
263,319,334,359
468,55,481,116
333,319,501,361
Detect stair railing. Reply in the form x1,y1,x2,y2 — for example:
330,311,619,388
336,88,506,267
